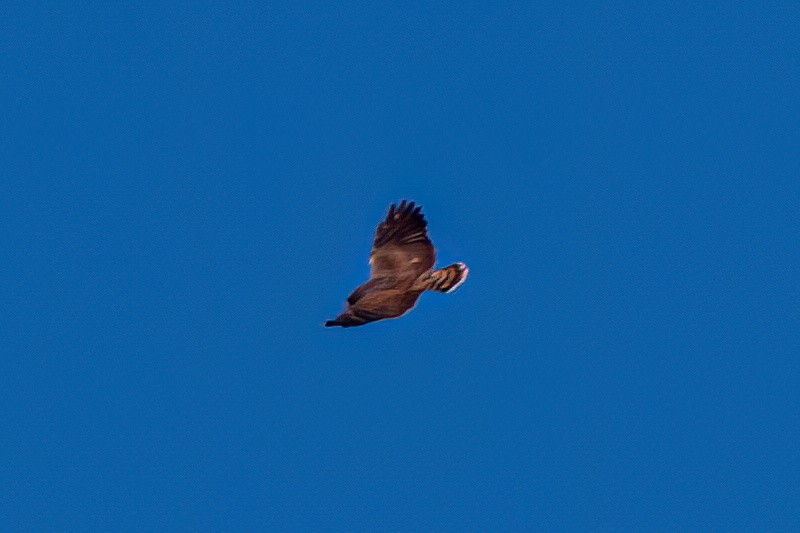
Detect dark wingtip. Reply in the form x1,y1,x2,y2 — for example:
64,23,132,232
392,199,418,217
386,200,419,221
324,320,338,327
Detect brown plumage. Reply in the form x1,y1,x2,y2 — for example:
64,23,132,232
325,200,468,328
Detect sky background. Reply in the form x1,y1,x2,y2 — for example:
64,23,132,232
2,2,799,530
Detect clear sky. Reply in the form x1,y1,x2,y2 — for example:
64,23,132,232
3,2,799,530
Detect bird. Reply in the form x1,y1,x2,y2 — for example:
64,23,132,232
325,200,468,328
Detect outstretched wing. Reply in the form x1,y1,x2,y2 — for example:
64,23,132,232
370,200,435,279
325,284,422,328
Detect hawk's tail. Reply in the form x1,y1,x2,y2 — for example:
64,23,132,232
422,262,469,293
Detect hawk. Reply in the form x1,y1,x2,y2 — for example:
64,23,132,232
325,200,468,328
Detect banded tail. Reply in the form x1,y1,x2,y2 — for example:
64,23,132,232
420,262,469,293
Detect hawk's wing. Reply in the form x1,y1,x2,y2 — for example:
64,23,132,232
370,200,435,280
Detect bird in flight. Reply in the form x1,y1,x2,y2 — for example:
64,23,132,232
325,200,468,328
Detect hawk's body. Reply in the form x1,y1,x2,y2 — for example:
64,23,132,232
325,201,468,328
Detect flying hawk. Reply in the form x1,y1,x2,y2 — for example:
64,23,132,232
325,200,468,328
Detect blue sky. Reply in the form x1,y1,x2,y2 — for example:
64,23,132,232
2,2,798,529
